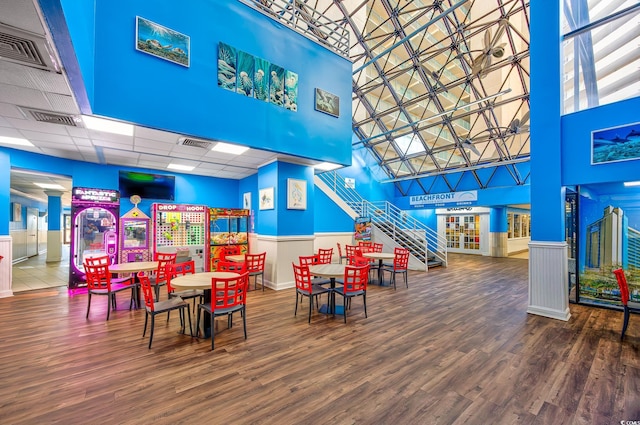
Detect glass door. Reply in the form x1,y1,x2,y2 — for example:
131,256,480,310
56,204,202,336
445,215,481,252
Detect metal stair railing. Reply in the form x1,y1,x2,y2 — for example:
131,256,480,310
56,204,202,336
316,171,447,267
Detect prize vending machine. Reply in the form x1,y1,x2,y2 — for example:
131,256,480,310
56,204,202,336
119,195,151,263
152,203,208,271
69,187,120,289
207,208,249,271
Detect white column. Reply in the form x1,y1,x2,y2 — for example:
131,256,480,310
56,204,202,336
527,241,570,321
0,235,13,297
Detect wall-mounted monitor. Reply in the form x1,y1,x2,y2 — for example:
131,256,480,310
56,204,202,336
119,171,175,201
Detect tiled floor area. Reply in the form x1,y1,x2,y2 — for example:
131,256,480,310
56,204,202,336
11,246,70,293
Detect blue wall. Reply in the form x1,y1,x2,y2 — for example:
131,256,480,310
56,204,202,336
314,189,353,233
56,0,353,166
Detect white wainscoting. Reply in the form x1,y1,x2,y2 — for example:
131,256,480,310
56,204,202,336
527,241,570,321
0,236,13,297
9,230,27,261
251,234,316,290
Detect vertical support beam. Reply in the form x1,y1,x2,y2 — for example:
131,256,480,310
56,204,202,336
0,150,12,297
528,0,570,320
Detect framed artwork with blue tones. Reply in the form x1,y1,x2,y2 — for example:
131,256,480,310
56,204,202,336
218,42,237,92
259,187,274,210
284,70,298,112
135,17,190,67
237,51,254,97
254,57,270,102
592,121,640,164
269,64,285,106
287,179,306,210
315,88,339,117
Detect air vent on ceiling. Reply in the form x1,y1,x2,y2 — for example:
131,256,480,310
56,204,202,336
178,137,214,149
21,107,78,126
0,23,57,71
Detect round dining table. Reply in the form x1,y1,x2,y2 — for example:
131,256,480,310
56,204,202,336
171,271,241,337
362,252,395,285
109,261,160,308
224,254,246,263
308,263,347,315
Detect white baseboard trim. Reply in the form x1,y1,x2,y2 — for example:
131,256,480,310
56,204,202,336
527,305,570,321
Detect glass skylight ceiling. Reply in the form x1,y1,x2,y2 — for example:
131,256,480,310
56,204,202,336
250,0,532,194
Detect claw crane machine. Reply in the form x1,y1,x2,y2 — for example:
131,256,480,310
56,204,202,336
152,203,208,271
207,208,250,271
69,187,120,289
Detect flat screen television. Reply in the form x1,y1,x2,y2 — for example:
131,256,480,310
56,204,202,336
119,171,175,201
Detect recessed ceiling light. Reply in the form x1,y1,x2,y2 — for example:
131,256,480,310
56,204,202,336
314,162,341,171
34,183,65,190
0,136,33,146
167,164,195,171
82,115,134,136
623,181,640,187
212,142,249,155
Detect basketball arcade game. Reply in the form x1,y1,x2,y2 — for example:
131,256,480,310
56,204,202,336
69,187,120,289
151,203,208,271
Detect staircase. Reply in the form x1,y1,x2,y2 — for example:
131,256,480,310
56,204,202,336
315,171,447,269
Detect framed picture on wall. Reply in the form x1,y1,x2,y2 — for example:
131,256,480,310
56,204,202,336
243,192,251,211
314,88,340,117
591,121,640,164
11,202,21,222
287,179,307,210
135,16,190,67
259,187,274,210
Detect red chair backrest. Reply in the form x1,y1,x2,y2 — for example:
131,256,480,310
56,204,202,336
336,243,343,257
343,264,369,294
84,258,113,291
348,256,370,267
165,260,196,293
221,245,241,259
394,250,410,270
372,243,384,253
217,261,247,274
299,255,319,267
613,268,629,306
358,241,372,247
138,271,155,311
245,252,266,272
292,263,314,294
345,245,358,258
212,272,249,311
154,252,177,283
317,248,333,264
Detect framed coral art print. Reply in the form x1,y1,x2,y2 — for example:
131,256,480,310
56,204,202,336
259,187,274,210
287,179,307,210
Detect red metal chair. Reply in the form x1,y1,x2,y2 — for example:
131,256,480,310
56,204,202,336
217,260,247,274
84,256,135,321
381,248,410,290
245,252,267,291
613,268,640,340
317,248,333,264
166,260,203,314
358,241,373,248
372,243,384,253
138,271,192,349
151,252,178,301
336,243,348,264
344,244,358,264
292,263,331,323
196,272,249,350
221,245,241,260
333,264,369,323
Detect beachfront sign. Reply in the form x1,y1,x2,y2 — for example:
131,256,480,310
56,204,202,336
409,190,478,207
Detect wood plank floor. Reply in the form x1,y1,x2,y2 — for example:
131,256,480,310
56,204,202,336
1,254,638,424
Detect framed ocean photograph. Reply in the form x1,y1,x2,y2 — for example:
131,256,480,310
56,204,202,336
135,17,190,67
259,187,274,210
315,88,339,117
218,42,237,92
284,70,298,112
591,121,640,164
269,64,285,107
254,57,270,102
237,51,255,97
287,179,306,210
243,192,251,211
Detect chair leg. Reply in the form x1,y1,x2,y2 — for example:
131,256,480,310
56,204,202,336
261,273,265,291
196,307,202,338
148,314,155,349
294,291,299,317
343,295,347,323
86,293,92,318
186,307,193,337
242,306,247,340
392,272,397,291
143,312,149,337
621,306,630,340
363,293,367,318
106,294,112,321
308,294,313,323
211,314,215,350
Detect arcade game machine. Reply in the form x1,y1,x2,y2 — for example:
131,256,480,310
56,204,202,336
152,203,208,271
69,187,120,289
207,208,249,271
120,195,151,263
